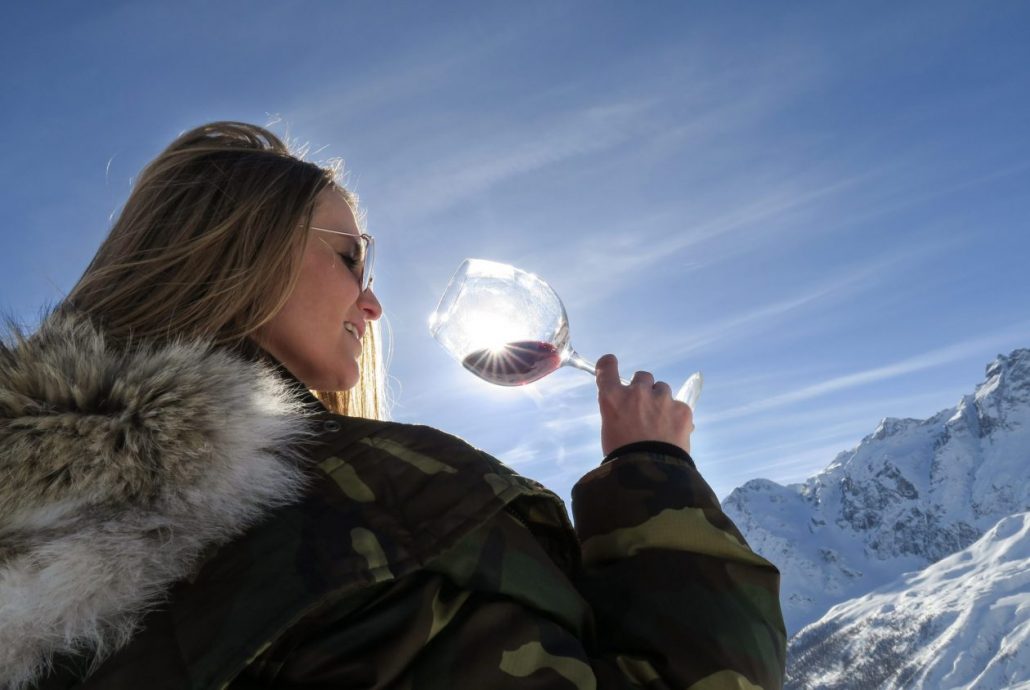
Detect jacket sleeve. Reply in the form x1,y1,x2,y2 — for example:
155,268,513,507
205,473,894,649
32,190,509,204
570,446,787,689
239,447,786,689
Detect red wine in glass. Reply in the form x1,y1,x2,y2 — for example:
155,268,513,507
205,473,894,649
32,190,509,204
461,340,563,386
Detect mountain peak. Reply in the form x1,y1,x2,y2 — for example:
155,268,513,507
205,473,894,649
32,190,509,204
984,347,1030,384
871,416,922,440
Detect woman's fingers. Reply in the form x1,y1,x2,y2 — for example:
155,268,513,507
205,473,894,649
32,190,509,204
595,353,621,390
595,355,694,456
630,370,655,387
651,380,673,397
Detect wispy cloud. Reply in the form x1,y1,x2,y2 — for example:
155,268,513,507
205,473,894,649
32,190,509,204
537,165,885,313
615,172,870,270
546,240,951,384
648,270,877,365
704,388,959,435
497,439,549,468
382,100,657,219
529,133,1019,319
705,418,878,468
705,325,1030,424
287,7,576,134
542,408,600,434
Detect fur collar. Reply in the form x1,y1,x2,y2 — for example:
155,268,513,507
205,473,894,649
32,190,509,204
0,311,315,689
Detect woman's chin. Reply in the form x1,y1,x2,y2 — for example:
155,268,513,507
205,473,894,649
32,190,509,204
299,361,359,392
328,365,360,392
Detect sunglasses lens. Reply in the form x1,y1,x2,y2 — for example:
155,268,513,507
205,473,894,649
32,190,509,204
362,237,375,291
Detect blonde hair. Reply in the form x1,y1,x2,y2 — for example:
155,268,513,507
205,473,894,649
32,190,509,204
63,121,385,419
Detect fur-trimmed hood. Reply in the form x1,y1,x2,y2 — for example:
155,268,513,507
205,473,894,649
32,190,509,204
0,311,315,690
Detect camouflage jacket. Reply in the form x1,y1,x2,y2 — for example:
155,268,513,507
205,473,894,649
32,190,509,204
2,314,785,689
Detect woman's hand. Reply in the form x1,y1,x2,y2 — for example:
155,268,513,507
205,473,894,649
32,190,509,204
595,354,694,456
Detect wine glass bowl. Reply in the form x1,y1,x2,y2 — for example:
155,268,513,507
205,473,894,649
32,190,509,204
429,258,703,408
429,259,573,386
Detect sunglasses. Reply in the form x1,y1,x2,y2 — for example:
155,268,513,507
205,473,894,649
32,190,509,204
310,226,375,292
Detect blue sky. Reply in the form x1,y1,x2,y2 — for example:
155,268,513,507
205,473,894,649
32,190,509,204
2,2,1029,503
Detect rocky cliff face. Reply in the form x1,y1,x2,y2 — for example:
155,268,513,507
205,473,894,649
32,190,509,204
722,348,1030,634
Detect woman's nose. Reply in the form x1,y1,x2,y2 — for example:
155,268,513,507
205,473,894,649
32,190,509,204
358,285,383,321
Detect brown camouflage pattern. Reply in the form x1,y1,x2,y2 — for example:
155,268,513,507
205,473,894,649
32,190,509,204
34,410,785,689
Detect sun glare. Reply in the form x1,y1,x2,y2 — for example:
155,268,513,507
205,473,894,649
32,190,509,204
466,313,525,352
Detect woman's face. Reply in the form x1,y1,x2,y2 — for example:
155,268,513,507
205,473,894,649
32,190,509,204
255,188,382,391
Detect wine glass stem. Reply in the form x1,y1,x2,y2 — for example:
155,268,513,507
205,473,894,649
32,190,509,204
566,350,632,386
569,350,703,409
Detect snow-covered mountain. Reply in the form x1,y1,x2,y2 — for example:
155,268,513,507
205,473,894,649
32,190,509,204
722,348,1030,634
785,512,1030,690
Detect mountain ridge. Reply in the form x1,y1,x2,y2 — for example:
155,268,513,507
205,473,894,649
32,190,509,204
722,348,1030,634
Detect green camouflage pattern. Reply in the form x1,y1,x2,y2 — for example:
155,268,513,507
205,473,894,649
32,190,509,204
34,411,785,689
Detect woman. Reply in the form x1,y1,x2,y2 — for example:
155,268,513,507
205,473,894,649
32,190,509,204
0,122,786,689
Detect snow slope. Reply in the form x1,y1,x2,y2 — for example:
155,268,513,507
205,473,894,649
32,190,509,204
722,348,1030,633
785,512,1030,690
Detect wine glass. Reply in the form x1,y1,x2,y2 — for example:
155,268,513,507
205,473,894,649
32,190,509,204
428,258,703,409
